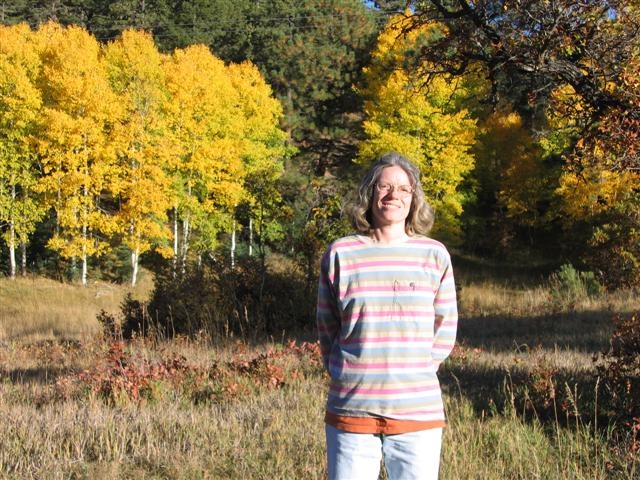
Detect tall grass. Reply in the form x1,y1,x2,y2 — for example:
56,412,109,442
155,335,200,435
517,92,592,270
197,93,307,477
443,395,622,479
0,273,152,342
0,379,327,479
0,263,638,479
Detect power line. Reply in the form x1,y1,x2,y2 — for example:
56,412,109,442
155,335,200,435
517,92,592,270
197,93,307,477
89,11,390,40
5,8,390,42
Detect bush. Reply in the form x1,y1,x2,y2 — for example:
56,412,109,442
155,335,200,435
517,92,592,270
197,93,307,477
113,256,312,342
595,312,640,460
548,263,603,305
97,293,151,340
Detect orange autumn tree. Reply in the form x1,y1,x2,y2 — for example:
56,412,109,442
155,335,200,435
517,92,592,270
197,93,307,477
400,0,640,286
477,110,557,250
551,81,640,287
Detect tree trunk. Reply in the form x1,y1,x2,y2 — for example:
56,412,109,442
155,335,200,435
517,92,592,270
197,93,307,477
131,247,139,287
81,248,88,286
21,240,27,276
181,216,190,272
173,207,179,277
231,218,236,268
249,217,253,257
8,185,16,279
8,220,16,279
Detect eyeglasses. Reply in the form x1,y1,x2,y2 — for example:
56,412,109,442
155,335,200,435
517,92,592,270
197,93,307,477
375,182,415,197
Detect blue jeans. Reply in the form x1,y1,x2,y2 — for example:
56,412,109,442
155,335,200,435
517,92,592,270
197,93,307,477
325,424,443,480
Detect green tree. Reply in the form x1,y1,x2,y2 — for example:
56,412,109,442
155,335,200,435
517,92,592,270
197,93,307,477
235,1,384,287
85,0,173,46
246,0,381,174
0,0,31,25
164,0,253,61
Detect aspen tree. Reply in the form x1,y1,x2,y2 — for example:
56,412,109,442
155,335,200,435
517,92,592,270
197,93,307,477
163,44,245,267
0,24,46,278
104,29,174,286
35,22,120,285
227,61,291,260
357,15,478,241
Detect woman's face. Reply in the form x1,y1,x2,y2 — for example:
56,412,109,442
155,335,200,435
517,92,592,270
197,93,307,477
370,165,413,229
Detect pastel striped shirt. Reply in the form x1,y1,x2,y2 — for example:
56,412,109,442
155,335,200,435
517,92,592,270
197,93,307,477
316,234,458,422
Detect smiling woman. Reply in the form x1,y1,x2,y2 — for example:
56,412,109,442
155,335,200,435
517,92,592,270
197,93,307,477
316,152,458,480
370,165,414,238
349,152,435,239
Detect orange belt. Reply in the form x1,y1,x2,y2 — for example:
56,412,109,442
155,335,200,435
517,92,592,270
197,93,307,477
325,411,445,434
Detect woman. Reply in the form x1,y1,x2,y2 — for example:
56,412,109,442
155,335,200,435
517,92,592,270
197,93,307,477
316,152,458,479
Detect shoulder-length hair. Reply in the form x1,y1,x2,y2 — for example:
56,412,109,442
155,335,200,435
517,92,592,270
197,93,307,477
348,152,435,236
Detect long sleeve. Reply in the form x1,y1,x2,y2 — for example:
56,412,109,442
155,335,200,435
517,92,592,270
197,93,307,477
432,254,458,367
316,249,340,371
317,234,458,422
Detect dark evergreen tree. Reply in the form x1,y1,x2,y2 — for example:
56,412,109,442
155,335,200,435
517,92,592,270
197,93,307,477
85,0,173,44
241,0,382,175
165,0,253,60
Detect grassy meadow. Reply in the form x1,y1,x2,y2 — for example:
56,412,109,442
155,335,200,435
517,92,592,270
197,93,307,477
0,261,638,479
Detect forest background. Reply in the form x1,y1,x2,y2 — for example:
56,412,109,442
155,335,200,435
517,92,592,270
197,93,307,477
1,0,638,297
1,1,640,478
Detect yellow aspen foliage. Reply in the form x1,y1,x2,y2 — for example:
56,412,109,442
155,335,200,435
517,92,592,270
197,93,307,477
104,29,175,286
226,61,288,182
549,79,640,218
357,14,478,241
34,22,121,284
163,44,246,255
226,61,292,243
557,167,639,218
0,22,289,278
0,24,46,277
481,110,548,226
0,24,42,129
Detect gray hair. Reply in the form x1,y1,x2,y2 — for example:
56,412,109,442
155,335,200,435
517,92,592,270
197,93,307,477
348,152,435,236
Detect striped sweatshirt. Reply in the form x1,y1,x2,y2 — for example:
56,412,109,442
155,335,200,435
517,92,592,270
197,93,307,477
316,234,458,423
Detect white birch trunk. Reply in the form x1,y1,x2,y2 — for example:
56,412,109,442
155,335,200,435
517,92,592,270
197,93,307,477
173,207,179,277
249,217,253,257
181,216,190,271
21,240,26,276
81,243,88,286
8,185,16,278
231,218,236,268
8,220,16,279
81,185,88,286
131,247,139,287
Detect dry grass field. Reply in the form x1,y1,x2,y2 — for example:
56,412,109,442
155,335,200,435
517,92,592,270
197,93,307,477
0,263,638,479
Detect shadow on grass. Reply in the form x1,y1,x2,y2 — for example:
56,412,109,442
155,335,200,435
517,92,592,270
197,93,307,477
0,338,84,385
457,310,615,352
0,365,75,384
452,252,559,288
438,309,620,427
440,360,601,426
